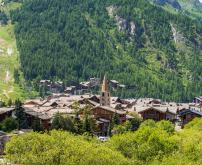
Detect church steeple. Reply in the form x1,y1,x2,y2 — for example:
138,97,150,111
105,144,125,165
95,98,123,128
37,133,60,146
102,75,109,92
100,74,110,107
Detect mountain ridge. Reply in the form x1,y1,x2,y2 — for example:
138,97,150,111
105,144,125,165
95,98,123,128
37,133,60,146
149,0,202,21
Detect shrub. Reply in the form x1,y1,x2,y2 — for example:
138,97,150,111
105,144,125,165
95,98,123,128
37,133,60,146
0,117,17,132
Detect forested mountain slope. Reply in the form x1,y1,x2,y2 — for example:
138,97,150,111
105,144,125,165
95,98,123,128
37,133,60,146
149,0,202,21
11,0,202,101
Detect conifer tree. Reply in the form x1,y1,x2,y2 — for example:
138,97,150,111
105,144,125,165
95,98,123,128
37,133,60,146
0,117,17,132
64,116,74,132
73,112,83,134
112,113,120,126
107,122,112,137
32,118,44,132
51,112,66,130
82,106,96,134
7,99,12,107
15,99,28,129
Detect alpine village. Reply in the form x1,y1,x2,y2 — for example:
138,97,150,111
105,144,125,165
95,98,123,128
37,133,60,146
0,0,202,164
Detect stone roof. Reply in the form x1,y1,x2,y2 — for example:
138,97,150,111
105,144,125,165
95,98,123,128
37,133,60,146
179,109,202,116
99,118,110,123
0,107,15,115
126,114,135,119
94,105,126,115
110,80,119,84
22,94,97,120
23,106,74,120
136,106,178,114
24,107,51,120
194,96,202,101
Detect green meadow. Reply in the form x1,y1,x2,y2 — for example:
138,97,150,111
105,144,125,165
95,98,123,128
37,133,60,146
0,2,33,103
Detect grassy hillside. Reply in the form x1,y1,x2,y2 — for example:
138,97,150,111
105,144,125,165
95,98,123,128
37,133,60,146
0,1,35,103
11,0,202,101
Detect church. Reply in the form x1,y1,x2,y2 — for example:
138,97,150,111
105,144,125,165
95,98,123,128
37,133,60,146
92,75,126,135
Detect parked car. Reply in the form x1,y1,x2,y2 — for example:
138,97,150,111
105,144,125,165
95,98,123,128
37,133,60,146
97,136,109,142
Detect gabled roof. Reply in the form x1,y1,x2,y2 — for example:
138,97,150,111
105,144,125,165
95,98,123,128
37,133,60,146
126,115,135,119
85,99,99,106
93,105,126,115
0,107,15,115
24,100,43,106
99,118,110,123
179,109,202,117
110,80,119,84
24,107,51,120
136,106,177,115
137,107,167,113
194,97,202,102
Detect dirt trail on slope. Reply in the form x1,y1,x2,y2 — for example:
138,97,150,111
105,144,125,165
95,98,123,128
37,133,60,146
0,38,4,44
5,70,10,83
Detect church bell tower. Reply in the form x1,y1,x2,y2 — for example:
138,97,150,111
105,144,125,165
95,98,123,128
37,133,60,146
100,75,110,107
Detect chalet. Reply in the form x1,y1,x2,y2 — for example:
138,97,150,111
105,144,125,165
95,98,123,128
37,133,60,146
136,106,177,122
193,96,202,104
89,78,100,87
79,81,90,88
51,81,64,93
110,80,119,88
23,105,75,130
149,99,162,105
178,109,202,127
39,80,51,87
74,78,100,94
23,106,51,129
39,80,64,93
79,78,100,89
93,105,126,124
135,98,154,106
113,98,136,106
64,86,76,94
109,80,126,89
117,84,126,88
0,107,15,122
